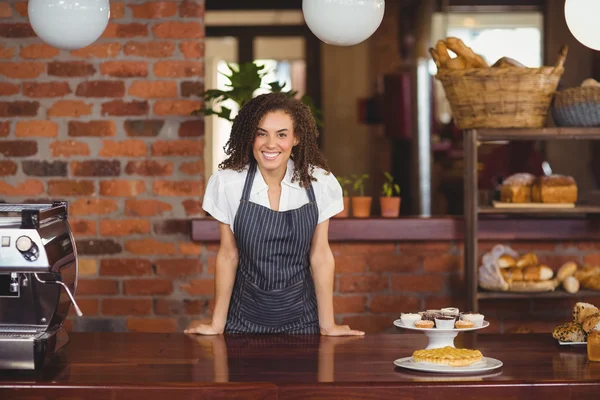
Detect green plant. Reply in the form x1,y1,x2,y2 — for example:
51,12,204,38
336,176,352,197
192,62,324,127
351,174,369,197
381,172,401,197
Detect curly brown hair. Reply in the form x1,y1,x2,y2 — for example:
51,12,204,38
219,92,330,188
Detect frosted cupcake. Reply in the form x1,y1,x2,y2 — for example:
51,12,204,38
401,313,422,327
460,312,485,327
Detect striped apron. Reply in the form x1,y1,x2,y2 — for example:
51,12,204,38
224,161,320,334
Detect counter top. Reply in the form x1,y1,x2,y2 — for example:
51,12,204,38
1,332,599,399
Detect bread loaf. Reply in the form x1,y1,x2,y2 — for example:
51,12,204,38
500,173,536,203
582,314,600,333
574,265,600,282
573,302,599,324
517,252,538,268
492,56,526,68
557,261,578,283
552,322,586,342
523,265,553,281
531,175,578,204
501,266,524,282
563,276,580,294
581,274,600,291
497,255,517,269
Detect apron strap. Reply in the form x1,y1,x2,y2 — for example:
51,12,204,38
241,161,257,202
306,182,316,203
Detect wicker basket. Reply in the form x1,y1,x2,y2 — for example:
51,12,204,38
551,86,600,126
436,46,568,129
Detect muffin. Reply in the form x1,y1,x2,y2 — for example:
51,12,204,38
414,320,435,329
455,320,475,329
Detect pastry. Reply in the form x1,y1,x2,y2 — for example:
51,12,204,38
460,312,484,327
441,307,460,317
581,274,600,291
552,322,586,342
557,261,578,283
497,255,517,269
412,346,483,367
516,252,538,268
501,266,524,282
582,314,600,334
574,264,600,282
435,316,456,329
455,320,475,329
500,173,536,203
401,313,422,326
444,37,488,68
573,302,599,324
563,276,580,294
414,320,434,329
523,265,553,281
531,175,578,204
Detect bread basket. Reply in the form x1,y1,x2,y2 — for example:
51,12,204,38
551,85,600,126
436,45,568,129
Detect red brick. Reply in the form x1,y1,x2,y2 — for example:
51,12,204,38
207,256,215,275
206,244,220,253
77,241,123,258
100,180,145,197
129,2,177,18
100,220,151,236
584,253,600,265
423,254,462,273
123,279,172,295
72,160,120,177
69,219,97,236
126,160,173,176
71,43,121,58
153,22,203,39
124,120,164,137
333,295,367,314
179,160,203,176
179,41,204,58
563,241,600,251
334,255,367,273
370,295,420,314
154,61,203,78
68,299,99,316
76,81,125,97
152,139,203,156
179,1,204,18
69,121,116,137
179,120,204,137
125,238,176,255
0,140,37,156
22,82,70,98
340,315,393,334
69,198,118,216
0,121,8,136
50,140,91,157
102,23,148,38
343,243,396,254
76,279,119,295
153,180,203,197
15,121,58,137
368,254,421,273
99,140,147,157
124,41,175,58
127,318,178,333
110,2,125,19
179,242,202,256
48,61,96,77
155,258,202,277
47,180,95,196
180,81,203,98
20,44,60,59
391,274,444,292
22,160,66,177
181,279,214,295
504,241,559,252
154,100,202,116
129,81,177,98
14,2,27,17
0,23,35,37
125,199,172,217
0,179,44,196
0,62,44,79
0,101,39,117
0,3,11,18
182,199,204,216
339,275,388,293
0,82,19,95
100,61,148,77
155,299,206,316
0,44,15,58
102,299,152,316
153,220,190,235
101,100,148,116
0,160,17,176
100,259,152,277
48,100,93,117
399,241,453,253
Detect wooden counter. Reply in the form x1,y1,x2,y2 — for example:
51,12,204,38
1,332,599,399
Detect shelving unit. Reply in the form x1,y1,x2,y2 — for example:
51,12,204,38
463,127,600,312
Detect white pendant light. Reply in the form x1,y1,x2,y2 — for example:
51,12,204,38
28,0,110,50
303,0,385,46
564,0,600,51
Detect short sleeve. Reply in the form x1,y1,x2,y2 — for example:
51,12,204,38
317,171,344,224
202,172,231,225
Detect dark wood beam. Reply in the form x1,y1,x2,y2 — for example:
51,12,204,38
206,0,302,10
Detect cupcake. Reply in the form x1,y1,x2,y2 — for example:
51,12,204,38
400,313,422,327
460,312,485,327
414,320,434,329
434,316,456,329
455,320,475,329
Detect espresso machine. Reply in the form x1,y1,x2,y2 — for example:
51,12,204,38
0,201,82,370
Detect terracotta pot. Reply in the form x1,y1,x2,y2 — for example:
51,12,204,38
351,197,372,218
333,197,351,218
380,196,401,218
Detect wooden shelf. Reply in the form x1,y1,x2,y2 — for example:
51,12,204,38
478,205,600,214
473,127,600,142
478,290,600,300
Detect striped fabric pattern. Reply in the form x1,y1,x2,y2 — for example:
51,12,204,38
225,161,320,334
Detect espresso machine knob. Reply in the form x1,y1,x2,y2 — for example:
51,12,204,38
16,236,39,261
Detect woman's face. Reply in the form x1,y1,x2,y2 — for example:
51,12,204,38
253,110,297,174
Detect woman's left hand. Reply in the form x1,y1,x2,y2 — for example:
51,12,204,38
320,324,365,336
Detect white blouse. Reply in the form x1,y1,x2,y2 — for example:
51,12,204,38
202,159,344,233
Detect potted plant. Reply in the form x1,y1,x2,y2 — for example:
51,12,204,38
334,176,352,218
350,174,371,218
380,172,401,218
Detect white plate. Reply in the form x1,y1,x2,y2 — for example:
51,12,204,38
394,356,503,374
394,319,490,332
558,340,587,346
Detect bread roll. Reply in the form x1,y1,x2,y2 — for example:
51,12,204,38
492,56,526,68
574,265,600,282
581,274,600,290
531,175,578,204
500,173,536,203
445,37,488,67
523,265,553,281
501,267,524,282
497,255,517,268
582,313,600,333
517,253,538,268
563,276,580,294
557,261,578,283
573,302,599,324
552,322,586,342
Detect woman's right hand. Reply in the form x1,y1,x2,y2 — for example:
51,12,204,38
184,319,224,335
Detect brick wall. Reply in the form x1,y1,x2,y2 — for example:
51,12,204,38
0,0,207,333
